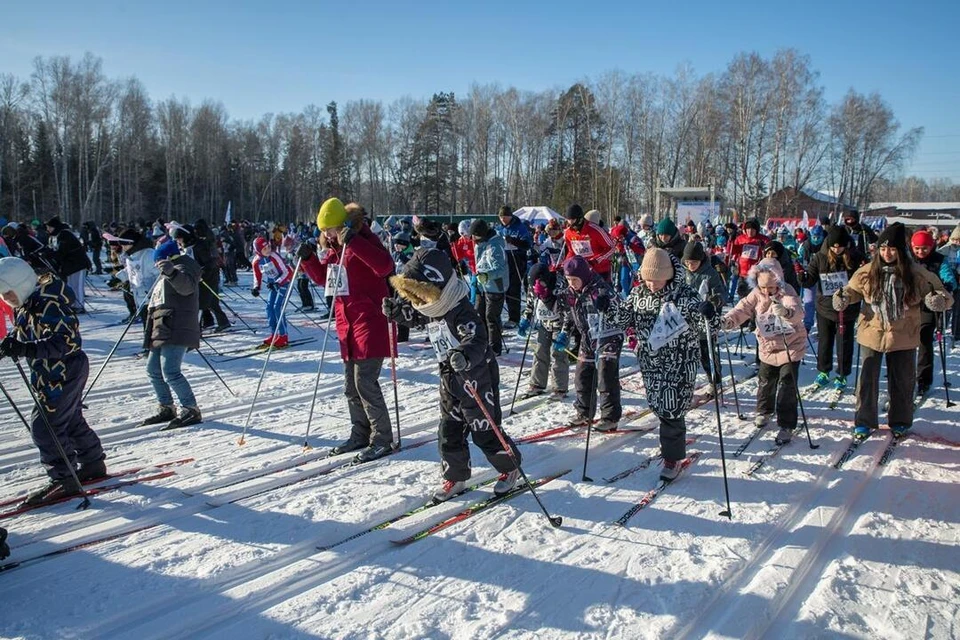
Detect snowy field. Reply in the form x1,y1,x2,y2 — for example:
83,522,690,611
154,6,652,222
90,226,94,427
0,271,957,640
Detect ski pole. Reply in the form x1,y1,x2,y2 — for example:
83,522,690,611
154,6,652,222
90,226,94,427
11,359,91,510
388,320,402,448
199,335,225,357
238,258,302,446
582,310,606,482
192,347,237,396
722,329,746,420
837,307,845,382
937,311,955,407
82,281,156,403
704,315,733,519
301,248,348,448
508,302,536,417
778,325,819,450
460,377,562,528
0,376,33,433
200,281,257,334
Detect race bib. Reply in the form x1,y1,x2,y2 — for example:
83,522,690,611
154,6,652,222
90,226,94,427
536,306,559,323
741,244,760,261
427,320,460,363
325,264,350,297
571,239,593,257
648,302,688,352
820,271,848,297
260,260,280,281
757,312,795,338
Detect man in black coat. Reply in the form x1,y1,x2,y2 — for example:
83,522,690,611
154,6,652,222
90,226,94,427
45,217,91,313
171,222,230,332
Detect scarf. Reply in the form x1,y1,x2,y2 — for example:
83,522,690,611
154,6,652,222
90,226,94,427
415,276,469,318
872,265,905,326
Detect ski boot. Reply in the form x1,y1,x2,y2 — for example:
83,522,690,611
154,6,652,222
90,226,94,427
140,405,176,426
660,459,681,482
353,443,394,464
21,477,82,507
493,469,520,496
76,458,108,483
774,427,794,446
832,375,847,390
163,406,202,430
432,479,467,503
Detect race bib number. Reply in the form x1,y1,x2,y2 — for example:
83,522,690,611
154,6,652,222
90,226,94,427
325,265,350,297
648,302,688,352
427,320,460,363
535,305,559,324
741,244,760,261
820,271,849,297
757,312,795,338
260,260,280,281
571,240,593,257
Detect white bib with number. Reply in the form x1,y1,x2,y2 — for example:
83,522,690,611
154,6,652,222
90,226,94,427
741,244,760,261
325,264,350,297
820,271,848,297
427,320,459,363
757,312,795,338
571,239,593,257
260,260,280,281
535,305,559,323
648,302,688,352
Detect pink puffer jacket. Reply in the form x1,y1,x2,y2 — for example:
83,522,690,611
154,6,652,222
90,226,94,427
723,258,808,366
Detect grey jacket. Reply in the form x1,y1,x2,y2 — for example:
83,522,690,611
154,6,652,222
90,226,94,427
144,254,202,349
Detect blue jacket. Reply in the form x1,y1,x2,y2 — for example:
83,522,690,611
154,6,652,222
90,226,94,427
474,233,508,294
497,217,532,253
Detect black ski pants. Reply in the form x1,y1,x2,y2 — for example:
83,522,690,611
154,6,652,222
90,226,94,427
756,360,800,430
437,360,519,482
816,312,856,377
505,252,524,323
658,415,687,463
475,291,504,356
574,335,623,422
855,346,916,430
917,312,936,388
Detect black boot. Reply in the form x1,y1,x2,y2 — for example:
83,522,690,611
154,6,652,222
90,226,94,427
21,477,82,507
162,406,202,431
354,442,395,463
77,458,108,483
0,527,9,560
328,436,368,457
140,405,176,426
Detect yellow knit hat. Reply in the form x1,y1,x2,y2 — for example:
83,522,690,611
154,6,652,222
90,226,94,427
316,198,347,230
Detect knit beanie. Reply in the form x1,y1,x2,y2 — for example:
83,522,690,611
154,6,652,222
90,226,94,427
911,230,935,249
681,241,706,263
565,204,585,220
744,218,761,232
153,239,180,262
640,214,654,228
562,256,594,283
0,256,38,306
640,248,674,281
468,219,490,238
951,225,960,242
825,226,849,248
585,209,601,224
877,222,908,256
810,226,825,243
655,218,678,237
764,241,785,259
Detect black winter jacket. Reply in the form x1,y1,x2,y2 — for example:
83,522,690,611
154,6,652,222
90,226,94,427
144,254,202,350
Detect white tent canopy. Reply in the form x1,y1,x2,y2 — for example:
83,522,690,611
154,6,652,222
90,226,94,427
512,206,563,224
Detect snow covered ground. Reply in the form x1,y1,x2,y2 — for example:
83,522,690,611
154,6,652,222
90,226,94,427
0,271,957,639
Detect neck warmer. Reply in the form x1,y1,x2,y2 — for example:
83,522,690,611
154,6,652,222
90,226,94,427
415,276,469,318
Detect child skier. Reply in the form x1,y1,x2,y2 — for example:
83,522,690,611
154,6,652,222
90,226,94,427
0,256,106,505
721,258,807,445
517,262,570,399
251,236,293,348
382,248,522,502
606,248,715,480
558,256,623,431
682,240,727,395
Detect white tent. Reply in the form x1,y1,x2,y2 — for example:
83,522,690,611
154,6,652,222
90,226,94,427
512,206,563,225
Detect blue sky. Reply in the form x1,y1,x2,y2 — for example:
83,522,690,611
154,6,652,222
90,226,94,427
2,0,958,182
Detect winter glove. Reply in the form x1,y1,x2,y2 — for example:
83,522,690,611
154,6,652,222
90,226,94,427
517,317,531,337
157,259,176,276
720,315,736,331
338,226,355,247
626,328,638,351
794,262,805,276
0,336,36,361
251,287,261,297
594,294,610,313
532,280,550,300
267,281,278,291
698,300,717,320
382,297,411,323
477,273,489,285
296,242,316,260
552,331,569,352
832,289,849,312
107,276,122,289
924,290,953,313
770,301,791,318
448,349,469,372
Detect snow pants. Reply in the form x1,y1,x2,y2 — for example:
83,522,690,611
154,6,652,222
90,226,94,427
855,346,916,431
344,358,393,448
574,335,623,422
266,285,288,337
756,360,800,430
658,414,687,463
917,312,936,388
528,325,569,393
437,360,520,482
816,311,856,377
66,270,85,312
505,252,525,323
29,352,104,481
475,291,504,356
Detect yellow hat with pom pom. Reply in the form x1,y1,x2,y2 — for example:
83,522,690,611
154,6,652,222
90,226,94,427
317,198,347,230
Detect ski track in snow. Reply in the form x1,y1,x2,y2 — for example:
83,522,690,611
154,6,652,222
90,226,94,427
0,271,958,639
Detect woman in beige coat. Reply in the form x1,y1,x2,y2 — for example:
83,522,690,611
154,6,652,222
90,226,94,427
722,258,807,445
833,222,953,438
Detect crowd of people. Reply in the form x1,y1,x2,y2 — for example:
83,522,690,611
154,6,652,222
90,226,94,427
0,202,957,518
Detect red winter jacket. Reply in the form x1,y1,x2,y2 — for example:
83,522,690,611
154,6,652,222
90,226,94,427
301,224,394,361
730,232,769,277
451,236,476,274
563,221,616,276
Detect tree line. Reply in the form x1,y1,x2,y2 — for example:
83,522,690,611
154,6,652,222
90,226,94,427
0,49,933,228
